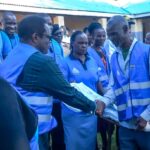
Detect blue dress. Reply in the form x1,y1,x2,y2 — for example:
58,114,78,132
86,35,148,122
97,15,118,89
87,47,110,91
61,54,99,150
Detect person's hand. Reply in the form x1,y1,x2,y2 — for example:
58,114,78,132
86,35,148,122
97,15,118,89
137,117,147,130
95,100,106,117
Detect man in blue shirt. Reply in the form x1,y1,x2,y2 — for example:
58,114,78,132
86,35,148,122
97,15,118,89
2,11,19,48
0,15,103,150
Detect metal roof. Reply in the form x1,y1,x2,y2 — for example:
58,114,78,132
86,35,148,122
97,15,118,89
123,0,150,17
124,0,150,14
0,0,150,18
0,0,128,17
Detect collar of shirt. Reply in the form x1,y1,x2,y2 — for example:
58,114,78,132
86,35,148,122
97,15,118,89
69,53,90,70
115,38,138,76
69,53,90,61
115,38,137,54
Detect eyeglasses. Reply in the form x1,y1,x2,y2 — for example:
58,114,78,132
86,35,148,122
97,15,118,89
53,31,63,36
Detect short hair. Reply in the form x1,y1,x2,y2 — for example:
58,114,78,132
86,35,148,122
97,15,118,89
88,22,102,35
83,27,88,33
107,15,129,29
18,15,46,41
52,24,59,35
36,13,50,18
2,11,16,21
70,30,83,51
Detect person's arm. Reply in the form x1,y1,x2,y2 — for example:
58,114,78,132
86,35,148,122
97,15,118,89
0,77,30,150
138,50,150,122
1,31,12,58
97,81,104,96
17,52,97,114
99,72,116,105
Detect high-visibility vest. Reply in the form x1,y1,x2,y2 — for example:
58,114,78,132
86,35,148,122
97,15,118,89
0,43,57,134
111,41,150,121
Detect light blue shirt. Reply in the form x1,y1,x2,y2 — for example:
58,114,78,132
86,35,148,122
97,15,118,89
0,31,12,63
7,33,20,49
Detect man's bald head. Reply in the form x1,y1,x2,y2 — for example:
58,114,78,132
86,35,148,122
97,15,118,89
3,11,16,20
107,15,130,48
145,32,150,44
37,13,53,36
107,15,129,29
37,13,52,26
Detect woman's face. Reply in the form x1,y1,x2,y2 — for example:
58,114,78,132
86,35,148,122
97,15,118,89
72,33,88,56
93,28,106,47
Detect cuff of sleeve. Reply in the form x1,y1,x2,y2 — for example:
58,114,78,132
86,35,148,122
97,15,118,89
140,109,150,121
89,101,97,115
91,101,97,115
100,96,111,107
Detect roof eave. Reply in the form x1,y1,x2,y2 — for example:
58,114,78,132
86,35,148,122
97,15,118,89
0,3,127,17
131,13,150,19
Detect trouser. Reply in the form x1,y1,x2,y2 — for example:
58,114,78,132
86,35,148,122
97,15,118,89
119,126,150,150
51,102,65,150
39,132,50,150
96,117,115,150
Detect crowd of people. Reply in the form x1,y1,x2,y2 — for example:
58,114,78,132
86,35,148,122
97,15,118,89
0,11,150,150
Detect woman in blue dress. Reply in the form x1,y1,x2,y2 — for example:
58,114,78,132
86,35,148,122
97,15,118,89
61,31,103,150
88,22,114,150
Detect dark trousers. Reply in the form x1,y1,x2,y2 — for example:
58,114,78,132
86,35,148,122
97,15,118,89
39,132,50,150
51,102,65,150
119,126,150,150
96,118,115,150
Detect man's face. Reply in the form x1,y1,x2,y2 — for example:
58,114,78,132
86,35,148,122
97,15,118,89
72,33,88,56
44,16,53,35
53,29,63,43
93,28,106,47
107,24,125,47
36,24,51,54
145,34,150,45
85,30,92,46
4,15,17,36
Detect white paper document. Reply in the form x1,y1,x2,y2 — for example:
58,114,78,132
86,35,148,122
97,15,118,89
64,82,119,122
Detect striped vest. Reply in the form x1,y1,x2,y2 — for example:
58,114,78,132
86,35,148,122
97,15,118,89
111,41,150,121
0,43,56,134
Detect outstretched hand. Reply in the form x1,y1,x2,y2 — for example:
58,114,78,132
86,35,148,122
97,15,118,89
95,100,106,117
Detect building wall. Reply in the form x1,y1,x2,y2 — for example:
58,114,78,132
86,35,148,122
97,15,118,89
64,15,97,31
143,18,150,40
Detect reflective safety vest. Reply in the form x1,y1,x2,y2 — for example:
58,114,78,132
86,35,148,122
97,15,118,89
111,41,150,121
0,43,57,134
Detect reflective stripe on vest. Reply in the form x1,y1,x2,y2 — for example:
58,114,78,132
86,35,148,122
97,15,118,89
114,81,150,96
24,96,52,105
117,98,150,111
38,114,52,122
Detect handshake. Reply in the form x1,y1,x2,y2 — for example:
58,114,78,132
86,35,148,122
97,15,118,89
70,82,149,131
69,82,119,124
